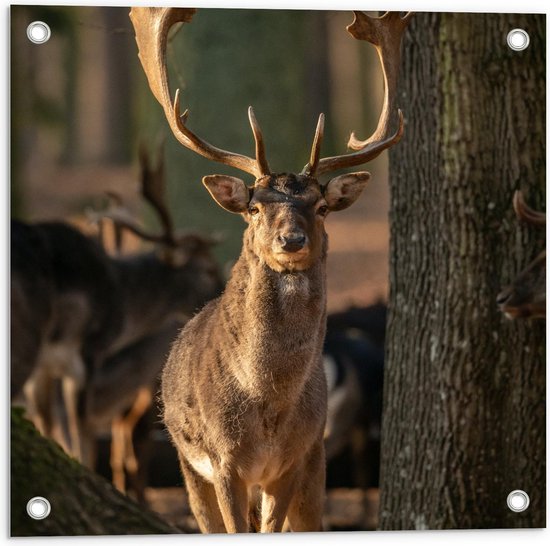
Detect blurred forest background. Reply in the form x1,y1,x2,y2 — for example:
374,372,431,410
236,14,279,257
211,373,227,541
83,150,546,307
11,5,391,312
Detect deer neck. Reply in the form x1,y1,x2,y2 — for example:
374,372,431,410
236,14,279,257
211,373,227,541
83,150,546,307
221,230,328,403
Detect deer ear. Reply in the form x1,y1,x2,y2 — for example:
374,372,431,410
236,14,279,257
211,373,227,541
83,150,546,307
203,175,249,213
324,172,370,211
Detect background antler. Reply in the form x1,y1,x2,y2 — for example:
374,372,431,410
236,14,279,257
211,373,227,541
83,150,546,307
513,190,546,227
129,7,270,178
92,143,177,247
305,11,412,177
138,140,176,246
92,141,220,265
95,194,167,246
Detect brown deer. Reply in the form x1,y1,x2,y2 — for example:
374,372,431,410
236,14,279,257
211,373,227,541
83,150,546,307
130,7,410,533
497,190,546,319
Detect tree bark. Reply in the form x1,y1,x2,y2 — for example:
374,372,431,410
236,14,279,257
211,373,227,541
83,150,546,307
10,408,178,536
380,13,545,530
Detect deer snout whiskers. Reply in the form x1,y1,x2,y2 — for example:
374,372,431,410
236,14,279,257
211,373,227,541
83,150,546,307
277,233,307,253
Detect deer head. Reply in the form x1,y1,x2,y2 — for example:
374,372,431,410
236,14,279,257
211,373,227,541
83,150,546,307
129,8,411,273
497,191,546,319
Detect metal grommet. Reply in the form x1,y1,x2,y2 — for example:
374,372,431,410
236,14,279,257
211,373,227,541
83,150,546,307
507,29,530,51
507,490,530,512
26,496,51,520
27,21,51,44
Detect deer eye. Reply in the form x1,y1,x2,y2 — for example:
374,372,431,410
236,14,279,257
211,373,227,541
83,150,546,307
317,205,329,217
248,205,260,215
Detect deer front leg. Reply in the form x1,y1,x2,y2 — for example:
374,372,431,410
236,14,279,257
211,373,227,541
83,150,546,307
286,438,326,532
212,467,249,533
179,455,226,533
260,468,299,532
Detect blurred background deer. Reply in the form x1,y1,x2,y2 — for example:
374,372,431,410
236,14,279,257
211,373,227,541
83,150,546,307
85,143,224,497
12,143,224,469
497,190,546,320
12,219,122,461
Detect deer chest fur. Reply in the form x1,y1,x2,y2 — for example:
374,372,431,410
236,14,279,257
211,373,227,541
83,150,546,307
161,253,328,488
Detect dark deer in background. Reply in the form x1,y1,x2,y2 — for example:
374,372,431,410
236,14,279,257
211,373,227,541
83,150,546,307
131,7,410,533
85,143,224,492
11,221,55,398
92,143,224,354
497,190,546,319
12,219,121,461
324,303,386,490
87,322,181,502
12,144,223,467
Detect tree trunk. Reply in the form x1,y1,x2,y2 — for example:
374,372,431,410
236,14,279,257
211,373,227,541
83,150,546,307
10,408,179,536
380,12,545,530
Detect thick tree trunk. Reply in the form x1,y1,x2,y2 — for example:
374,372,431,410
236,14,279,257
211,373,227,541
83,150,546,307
10,408,178,536
380,13,545,530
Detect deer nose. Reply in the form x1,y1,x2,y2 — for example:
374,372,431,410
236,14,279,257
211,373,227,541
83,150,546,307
278,233,307,253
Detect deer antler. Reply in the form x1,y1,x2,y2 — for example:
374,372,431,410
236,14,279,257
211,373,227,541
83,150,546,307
92,143,177,247
138,140,177,246
304,11,412,177
129,7,270,178
513,190,546,227
96,194,169,246
131,8,410,181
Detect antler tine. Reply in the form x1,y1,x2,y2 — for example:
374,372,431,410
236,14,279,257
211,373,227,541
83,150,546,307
138,140,177,246
513,190,546,227
313,111,404,176
303,114,325,176
130,8,265,179
248,107,271,177
309,11,412,177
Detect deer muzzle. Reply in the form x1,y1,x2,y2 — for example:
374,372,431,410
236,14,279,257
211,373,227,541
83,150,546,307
496,286,546,319
278,233,307,253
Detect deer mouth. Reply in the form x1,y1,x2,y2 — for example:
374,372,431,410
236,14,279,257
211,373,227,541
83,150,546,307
500,305,522,320
273,249,312,270
500,303,545,320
